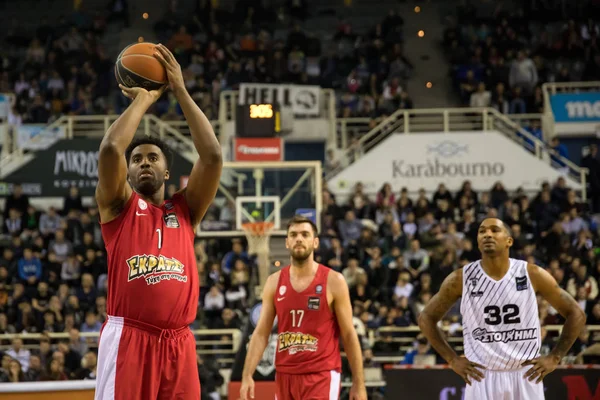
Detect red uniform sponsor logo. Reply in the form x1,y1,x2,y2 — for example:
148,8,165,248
278,332,318,355
126,254,187,285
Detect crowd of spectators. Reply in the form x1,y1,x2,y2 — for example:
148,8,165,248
2,174,600,384
318,177,600,363
1,11,114,125
151,0,414,121
0,0,414,129
444,0,600,114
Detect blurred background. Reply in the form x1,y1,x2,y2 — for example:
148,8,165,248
1,0,600,399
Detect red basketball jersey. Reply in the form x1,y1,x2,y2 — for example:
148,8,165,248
274,264,341,374
100,191,198,329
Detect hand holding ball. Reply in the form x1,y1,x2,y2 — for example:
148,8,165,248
115,42,167,90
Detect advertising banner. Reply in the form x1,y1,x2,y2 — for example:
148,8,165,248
327,131,580,195
238,84,320,116
550,92,600,135
383,366,600,400
1,138,192,197
234,138,283,161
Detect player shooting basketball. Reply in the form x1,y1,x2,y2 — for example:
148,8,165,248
94,44,222,400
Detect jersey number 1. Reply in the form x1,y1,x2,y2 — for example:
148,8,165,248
290,310,304,328
156,228,162,249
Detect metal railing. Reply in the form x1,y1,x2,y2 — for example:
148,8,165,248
0,328,242,366
368,325,600,363
327,107,588,199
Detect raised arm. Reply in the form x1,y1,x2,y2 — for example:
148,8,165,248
95,85,165,223
523,264,586,383
240,272,279,400
329,271,367,400
154,44,222,228
418,269,484,385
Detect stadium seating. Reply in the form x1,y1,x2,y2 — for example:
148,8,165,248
1,1,600,398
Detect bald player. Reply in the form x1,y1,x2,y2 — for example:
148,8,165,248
418,218,586,399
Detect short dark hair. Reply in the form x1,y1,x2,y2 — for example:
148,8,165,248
286,215,318,235
125,136,172,169
503,222,513,238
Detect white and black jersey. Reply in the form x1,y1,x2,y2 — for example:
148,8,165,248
461,258,541,371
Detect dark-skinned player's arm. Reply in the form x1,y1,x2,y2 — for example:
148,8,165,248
96,85,166,222
154,44,222,228
522,264,586,383
329,271,367,400
240,272,279,400
418,269,485,385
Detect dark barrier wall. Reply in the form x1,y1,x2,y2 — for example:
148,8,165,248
0,138,193,197
383,366,600,400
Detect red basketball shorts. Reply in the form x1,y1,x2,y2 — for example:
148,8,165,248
275,370,341,400
94,315,200,400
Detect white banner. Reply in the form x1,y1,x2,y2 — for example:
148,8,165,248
328,131,581,194
238,83,320,116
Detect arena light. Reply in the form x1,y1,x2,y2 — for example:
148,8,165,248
426,82,433,88
418,30,425,37
138,36,144,42
142,12,149,19
414,6,421,13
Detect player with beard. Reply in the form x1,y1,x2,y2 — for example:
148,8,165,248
419,218,586,399
240,215,367,400
94,44,222,400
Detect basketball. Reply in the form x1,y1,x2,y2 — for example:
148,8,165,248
115,42,167,91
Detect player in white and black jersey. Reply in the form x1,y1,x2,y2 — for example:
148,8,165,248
418,218,586,400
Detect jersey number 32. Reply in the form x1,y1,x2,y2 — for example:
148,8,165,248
484,304,520,325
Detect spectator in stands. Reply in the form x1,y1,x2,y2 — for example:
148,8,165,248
49,230,73,263
3,209,23,235
39,207,62,238
60,254,81,285
6,337,30,372
198,354,224,400
74,351,97,380
470,82,491,107
18,248,42,294
509,51,538,95
582,144,600,212
342,258,366,289
204,285,225,328
3,184,29,220
42,358,68,381
220,240,249,274
7,359,25,382
400,336,441,365
338,210,363,247
63,187,84,216
25,354,42,382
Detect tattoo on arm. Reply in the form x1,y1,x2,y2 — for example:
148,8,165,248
418,271,462,363
550,289,586,359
